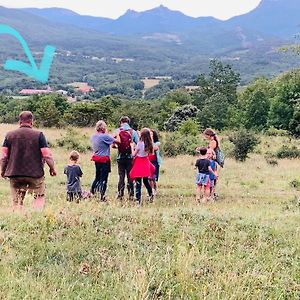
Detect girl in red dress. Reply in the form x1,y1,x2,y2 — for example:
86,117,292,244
130,128,155,204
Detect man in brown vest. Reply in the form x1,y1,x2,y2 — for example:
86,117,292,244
0,111,57,211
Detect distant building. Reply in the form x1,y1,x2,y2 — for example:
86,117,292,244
155,76,172,80
67,82,94,94
19,89,52,95
56,90,68,95
77,86,94,93
184,86,200,92
112,57,135,63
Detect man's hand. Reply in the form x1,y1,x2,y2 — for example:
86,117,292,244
1,146,8,178
49,168,57,177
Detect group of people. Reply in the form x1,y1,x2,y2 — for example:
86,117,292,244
0,112,163,210
195,128,222,203
66,116,162,204
0,111,221,211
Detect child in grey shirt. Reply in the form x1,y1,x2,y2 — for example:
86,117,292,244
64,150,83,202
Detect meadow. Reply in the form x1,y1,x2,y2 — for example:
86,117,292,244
0,124,299,299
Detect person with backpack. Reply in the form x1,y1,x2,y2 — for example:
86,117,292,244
114,116,139,200
202,128,224,199
203,128,224,168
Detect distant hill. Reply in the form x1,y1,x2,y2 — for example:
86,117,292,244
0,5,266,58
100,5,221,35
0,6,164,54
228,0,300,38
21,0,300,40
0,2,299,93
22,7,113,33
16,5,274,55
23,5,222,35
0,6,101,47
19,2,300,56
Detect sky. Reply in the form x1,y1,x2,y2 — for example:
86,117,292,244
1,0,262,20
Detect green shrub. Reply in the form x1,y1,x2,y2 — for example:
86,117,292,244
56,128,91,153
164,105,198,131
178,119,199,136
276,146,300,159
265,127,289,137
228,129,259,161
162,132,201,157
290,179,300,190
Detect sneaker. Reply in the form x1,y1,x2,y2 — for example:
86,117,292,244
100,195,107,202
128,194,134,201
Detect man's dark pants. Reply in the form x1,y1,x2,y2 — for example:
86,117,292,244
117,157,134,198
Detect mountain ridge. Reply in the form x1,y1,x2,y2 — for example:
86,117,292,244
0,2,299,89
20,1,300,40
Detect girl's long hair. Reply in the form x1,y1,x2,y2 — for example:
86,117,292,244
151,129,159,143
204,128,219,147
140,128,153,154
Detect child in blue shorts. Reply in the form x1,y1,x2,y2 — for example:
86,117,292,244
195,147,218,203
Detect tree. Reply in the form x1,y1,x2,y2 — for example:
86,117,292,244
289,102,300,136
164,89,192,106
64,96,119,127
178,119,199,136
268,69,300,133
164,104,198,131
197,93,229,130
28,95,70,127
237,78,273,130
193,59,240,106
229,129,259,162
192,59,240,130
0,97,29,123
35,98,61,127
64,102,108,127
111,100,158,129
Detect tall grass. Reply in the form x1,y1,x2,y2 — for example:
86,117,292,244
0,125,299,299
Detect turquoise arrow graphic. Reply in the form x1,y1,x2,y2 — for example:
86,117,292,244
0,24,55,83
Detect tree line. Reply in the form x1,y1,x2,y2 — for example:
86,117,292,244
1,59,300,136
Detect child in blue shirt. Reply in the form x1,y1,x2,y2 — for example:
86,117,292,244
195,147,218,203
207,148,218,200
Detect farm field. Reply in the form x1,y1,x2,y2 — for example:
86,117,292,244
0,124,299,299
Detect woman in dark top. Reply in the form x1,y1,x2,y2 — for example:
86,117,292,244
203,128,220,151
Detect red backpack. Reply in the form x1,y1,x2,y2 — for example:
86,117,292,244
118,129,133,155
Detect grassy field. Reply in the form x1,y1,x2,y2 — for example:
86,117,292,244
0,124,299,299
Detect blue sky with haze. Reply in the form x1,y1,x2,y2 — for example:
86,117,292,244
2,0,262,19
